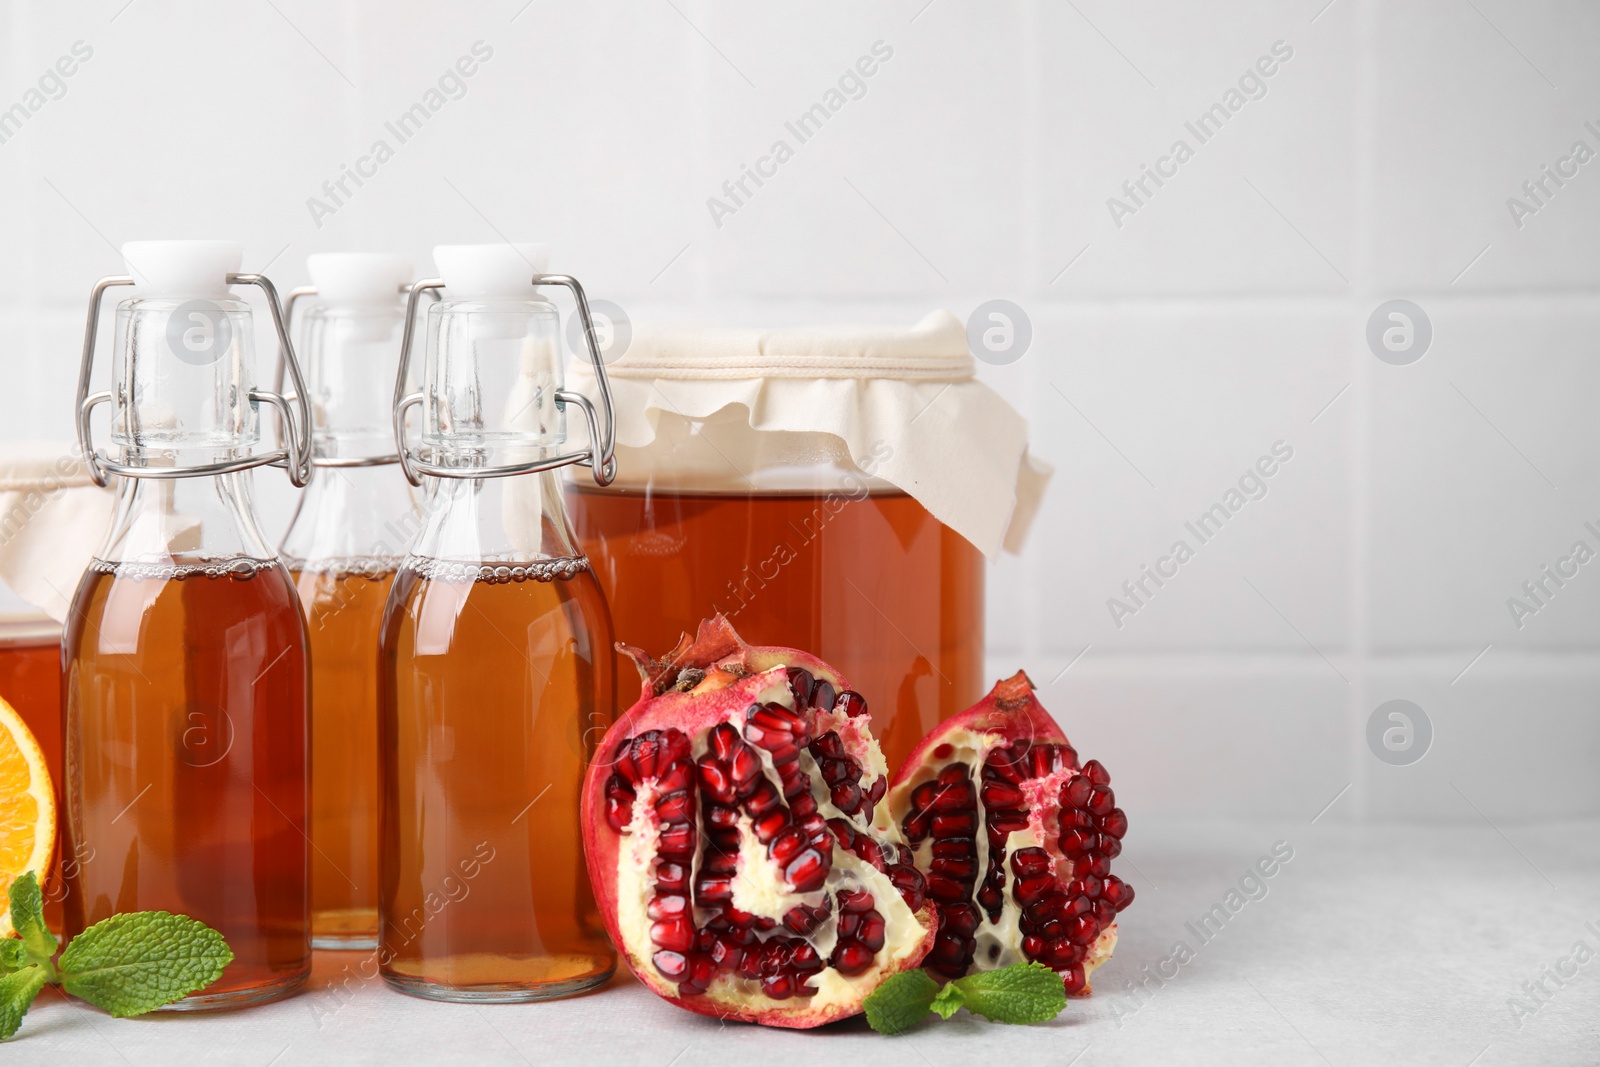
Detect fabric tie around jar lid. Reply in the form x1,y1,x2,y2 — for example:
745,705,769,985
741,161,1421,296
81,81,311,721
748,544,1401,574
566,310,1050,558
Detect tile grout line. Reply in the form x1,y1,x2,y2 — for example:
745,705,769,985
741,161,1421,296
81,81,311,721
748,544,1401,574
1345,0,1381,822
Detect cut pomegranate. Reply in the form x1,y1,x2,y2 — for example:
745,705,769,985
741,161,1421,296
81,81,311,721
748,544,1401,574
886,671,1132,995
581,617,935,1029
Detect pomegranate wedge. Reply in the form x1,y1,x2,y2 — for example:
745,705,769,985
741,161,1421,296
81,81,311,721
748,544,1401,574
885,672,1132,994
582,617,935,1028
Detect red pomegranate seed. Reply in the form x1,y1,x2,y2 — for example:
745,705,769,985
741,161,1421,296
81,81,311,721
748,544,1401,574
653,950,687,979
785,667,814,702
1062,964,1087,995
832,942,874,975
857,913,887,952
834,690,868,717
810,731,845,760
886,864,926,910
1058,828,1094,854
1028,744,1058,778
604,796,631,831
651,917,695,953
1010,847,1052,878
656,862,688,891
1100,807,1128,839
931,812,977,836
647,894,688,920
830,780,862,813
1041,938,1079,970
1087,787,1115,817
1083,759,1111,786
655,790,693,823
658,825,694,854
784,848,828,891
709,938,742,970
743,811,780,845
837,889,874,913
769,826,807,863
730,747,763,791
1062,776,1093,809
708,722,740,760
980,780,1024,808
1065,914,1100,945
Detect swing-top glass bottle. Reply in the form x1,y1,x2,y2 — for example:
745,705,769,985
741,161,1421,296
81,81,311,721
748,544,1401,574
378,244,619,1001
62,241,314,1008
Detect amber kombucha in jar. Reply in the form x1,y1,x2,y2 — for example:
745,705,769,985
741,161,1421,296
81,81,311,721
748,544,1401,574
0,614,64,929
570,482,984,770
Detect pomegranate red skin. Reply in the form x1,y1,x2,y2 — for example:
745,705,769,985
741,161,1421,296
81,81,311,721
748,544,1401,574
889,671,1129,994
897,671,1069,768
581,616,935,1029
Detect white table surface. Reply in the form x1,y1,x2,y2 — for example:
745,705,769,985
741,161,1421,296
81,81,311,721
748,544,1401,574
13,819,1598,1066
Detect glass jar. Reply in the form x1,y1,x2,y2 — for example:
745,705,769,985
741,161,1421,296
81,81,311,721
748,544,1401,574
280,254,421,950
565,313,1048,771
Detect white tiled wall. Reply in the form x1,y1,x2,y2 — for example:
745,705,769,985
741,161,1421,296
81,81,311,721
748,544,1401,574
2,0,1596,822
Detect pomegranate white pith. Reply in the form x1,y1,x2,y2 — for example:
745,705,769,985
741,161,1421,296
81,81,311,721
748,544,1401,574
886,673,1133,994
583,618,935,1029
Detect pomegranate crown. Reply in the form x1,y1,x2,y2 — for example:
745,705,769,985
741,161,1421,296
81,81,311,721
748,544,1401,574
618,615,752,697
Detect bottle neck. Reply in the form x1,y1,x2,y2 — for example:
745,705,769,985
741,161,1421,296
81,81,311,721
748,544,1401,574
280,463,422,569
95,472,276,571
303,302,406,461
112,294,263,473
409,470,583,567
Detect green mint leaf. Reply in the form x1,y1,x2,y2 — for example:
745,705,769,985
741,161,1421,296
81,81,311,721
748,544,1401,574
7,872,55,965
929,981,965,1020
863,969,940,1035
0,966,48,1040
0,939,25,973
58,912,232,1018
950,961,1068,1025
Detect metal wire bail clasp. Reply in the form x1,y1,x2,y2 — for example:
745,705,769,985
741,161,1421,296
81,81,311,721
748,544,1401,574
391,273,619,489
74,272,315,488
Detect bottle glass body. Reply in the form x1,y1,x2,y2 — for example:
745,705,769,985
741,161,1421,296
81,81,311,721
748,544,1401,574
63,476,311,1007
378,294,616,1001
62,293,310,1008
281,301,421,949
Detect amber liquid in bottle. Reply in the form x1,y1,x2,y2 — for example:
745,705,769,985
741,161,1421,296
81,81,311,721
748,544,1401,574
292,561,397,948
62,560,310,1006
570,486,985,771
378,559,615,998
0,620,64,930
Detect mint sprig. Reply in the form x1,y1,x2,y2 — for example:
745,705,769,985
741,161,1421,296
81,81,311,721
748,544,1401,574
0,871,234,1038
864,969,940,1034
864,962,1070,1034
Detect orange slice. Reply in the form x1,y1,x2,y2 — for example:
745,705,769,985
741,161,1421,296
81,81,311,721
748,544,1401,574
0,695,55,937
